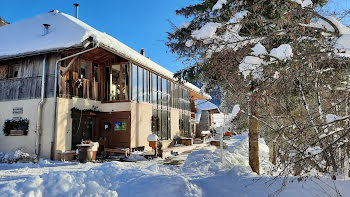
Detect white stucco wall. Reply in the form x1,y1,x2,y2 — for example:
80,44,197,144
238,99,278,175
0,98,55,158
130,101,153,150
0,96,193,159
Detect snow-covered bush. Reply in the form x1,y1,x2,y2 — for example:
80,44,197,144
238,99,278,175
0,150,33,163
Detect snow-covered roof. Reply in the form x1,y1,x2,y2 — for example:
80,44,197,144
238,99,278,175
195,100,219,111
0,10,210,99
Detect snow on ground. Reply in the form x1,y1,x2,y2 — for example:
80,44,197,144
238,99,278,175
0,150,33,163
0,133,350,197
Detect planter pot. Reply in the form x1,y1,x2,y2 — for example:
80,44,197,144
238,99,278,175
10,130,24,135
149,141,158,149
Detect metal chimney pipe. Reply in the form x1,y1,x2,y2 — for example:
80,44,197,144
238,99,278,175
74,3,79,18
43,24,50,35
140,48,145,56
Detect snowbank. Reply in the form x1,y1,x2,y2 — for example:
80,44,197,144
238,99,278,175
0,150,32,163
1,134,350,196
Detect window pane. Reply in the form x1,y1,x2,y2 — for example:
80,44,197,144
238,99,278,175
169,82,173,108
174,84,177,109
168,111,171,138
80,61,89,79
152,73,157,104
104,67,110,101
138,67,143,102
157,110,161,137
110,66,120,101
161,110,168,140
123,64,129,100
132,65,138,101
158,76,162,105
144,69,148,102
152,109,158,134
162,78,167,107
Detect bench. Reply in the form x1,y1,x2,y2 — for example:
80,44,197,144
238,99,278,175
104,148,130,158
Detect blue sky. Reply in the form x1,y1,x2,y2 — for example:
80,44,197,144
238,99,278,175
0,0,197,73
0,0,349,73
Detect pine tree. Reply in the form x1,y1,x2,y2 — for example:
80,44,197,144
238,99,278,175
167,0,350,176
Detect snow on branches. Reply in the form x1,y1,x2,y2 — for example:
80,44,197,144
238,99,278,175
167,0,350,179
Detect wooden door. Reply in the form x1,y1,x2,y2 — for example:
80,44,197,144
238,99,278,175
95,112,131,149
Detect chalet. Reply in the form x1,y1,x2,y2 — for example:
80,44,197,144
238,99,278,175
0,8,210,160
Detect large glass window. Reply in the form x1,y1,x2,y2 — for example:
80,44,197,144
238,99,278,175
138,67,144,102
174,84,178,109
152,108,170,140
161,110,168,140
158,76,162,105
162,78,168,107
122,64,129,100
132,64,138,101
110,65,120,101
152,73,157,104
169,82,173,108
144,69,149,102
104,64,130,101
104,67,110,101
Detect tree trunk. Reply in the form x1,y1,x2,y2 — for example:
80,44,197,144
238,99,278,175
269,140,277,165
249,95,260,175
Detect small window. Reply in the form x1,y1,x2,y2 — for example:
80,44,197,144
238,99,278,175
8,65,20,78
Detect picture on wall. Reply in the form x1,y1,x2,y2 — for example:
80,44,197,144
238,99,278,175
114,121,126,131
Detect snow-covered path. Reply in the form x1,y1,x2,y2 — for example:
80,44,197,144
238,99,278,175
0,134,349,197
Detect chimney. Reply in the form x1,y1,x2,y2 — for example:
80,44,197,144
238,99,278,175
43,24,51,35
74,3,79,18
140,48,145,56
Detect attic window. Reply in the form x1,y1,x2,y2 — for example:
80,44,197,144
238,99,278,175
8,65,20,78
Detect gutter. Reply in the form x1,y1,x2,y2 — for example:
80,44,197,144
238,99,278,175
35,55,47,159
50,42,99,160
0,46,83,62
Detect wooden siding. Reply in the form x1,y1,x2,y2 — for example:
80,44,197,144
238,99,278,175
0,53,60,101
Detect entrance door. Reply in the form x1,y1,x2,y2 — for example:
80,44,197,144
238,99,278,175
72,115,95,149
95,112,131,149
